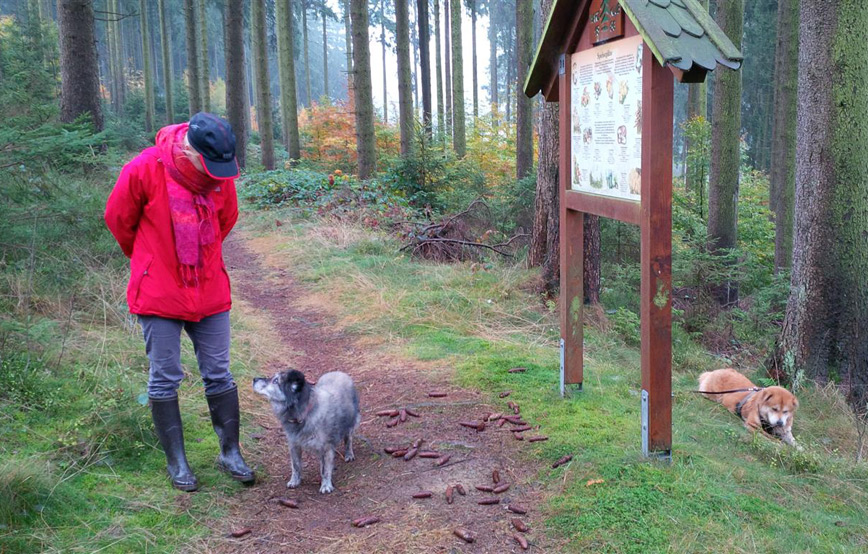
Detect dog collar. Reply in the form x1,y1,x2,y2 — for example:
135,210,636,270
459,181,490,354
735,390,758,420
286,397,315,425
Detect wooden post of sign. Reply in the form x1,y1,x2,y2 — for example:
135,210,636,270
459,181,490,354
639,46,673,458
558,53,583,396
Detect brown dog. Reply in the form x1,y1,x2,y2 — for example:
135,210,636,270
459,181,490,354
698,368,798,446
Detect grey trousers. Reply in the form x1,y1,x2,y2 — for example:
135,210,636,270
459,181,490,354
139,311,236,399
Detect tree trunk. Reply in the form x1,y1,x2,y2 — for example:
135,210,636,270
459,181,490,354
450,0,465,157
58,0,103,131
772,0,868,412
225,0,247,168
683,0,708,192
444,0,452,142
198,0,210,112
109,0,125,114
381,0,387,123
396,0,414,157
276,0,301,160
140,0,155,132
115,0,126,112
515,0,533,179
707,0,743,307
343,0,353,98
322,10,329,100
248,28,258,125
303,1,312,106
529,0,561,297
771,0,798,273
411,3,419,113
434,0,444,135
417,0,431,137
184,0,201,115
470,0,477,119
158,0,174,124
488,12,497,120
350,0,376,179
505,39,513,123
251,0,274,169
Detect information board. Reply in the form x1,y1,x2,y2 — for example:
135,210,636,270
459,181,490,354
570,34,643,202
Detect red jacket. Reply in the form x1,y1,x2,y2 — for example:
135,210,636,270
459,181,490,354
105,146,238,322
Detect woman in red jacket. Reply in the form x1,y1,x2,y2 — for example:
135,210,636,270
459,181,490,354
105,112,254,491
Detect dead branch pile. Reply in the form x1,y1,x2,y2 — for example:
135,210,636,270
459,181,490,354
400,199,528,262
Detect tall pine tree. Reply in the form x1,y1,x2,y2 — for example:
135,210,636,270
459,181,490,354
707,0,744,306
276,0,301,160
450,0,465,157
772,0,868,411
350,0,376,178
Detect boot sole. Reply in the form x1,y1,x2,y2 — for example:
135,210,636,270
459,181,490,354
217,460,256,484
173,481,199,492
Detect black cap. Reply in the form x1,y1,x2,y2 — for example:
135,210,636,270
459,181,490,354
187,112,239,179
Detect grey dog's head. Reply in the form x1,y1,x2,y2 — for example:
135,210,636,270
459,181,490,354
253,369,310,408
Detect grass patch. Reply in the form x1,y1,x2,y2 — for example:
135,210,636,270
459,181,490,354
0,167,268,553
239,207,868,553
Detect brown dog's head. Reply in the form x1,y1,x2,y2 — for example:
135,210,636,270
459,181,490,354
757,386,798,432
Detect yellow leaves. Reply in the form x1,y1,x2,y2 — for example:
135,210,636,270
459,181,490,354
585,478,605,487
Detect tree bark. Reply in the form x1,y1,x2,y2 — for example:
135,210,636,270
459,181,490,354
302,1,312,105
158,0,174,124
58,0,103,131
350,0,376,179
198,0,210,112
276,0,301,160
515,0,533,179
434,0,444,135
396,0,414,157
251,0,274,169
407,2,419,112
450,0,465,157
707,0,743,307
343,0,353,98
771,0,798,273
225,0,247,168
417,0,432,137
772,0,868,411
470,0,477,119
184,0,202,115
444,0,452,142
529,0,561,298
140,0,155,132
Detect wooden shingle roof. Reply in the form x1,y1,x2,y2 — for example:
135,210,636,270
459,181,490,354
525,0,743,100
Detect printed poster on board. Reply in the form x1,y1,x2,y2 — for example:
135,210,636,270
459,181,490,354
571,35,643,202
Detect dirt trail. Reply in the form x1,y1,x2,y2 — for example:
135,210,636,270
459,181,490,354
212,235,554,553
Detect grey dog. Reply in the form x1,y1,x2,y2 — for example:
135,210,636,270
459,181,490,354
253,370,360,493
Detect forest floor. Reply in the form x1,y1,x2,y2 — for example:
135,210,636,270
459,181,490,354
208,236,559,553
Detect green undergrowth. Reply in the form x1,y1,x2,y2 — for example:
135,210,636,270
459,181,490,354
0,166,264,553
240,206,868,554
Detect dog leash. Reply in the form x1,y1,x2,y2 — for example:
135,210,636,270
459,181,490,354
688,387,764,395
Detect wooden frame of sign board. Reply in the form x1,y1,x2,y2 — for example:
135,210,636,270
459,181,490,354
525,0,743,459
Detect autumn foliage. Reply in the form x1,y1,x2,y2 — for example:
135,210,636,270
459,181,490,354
298,100,399,173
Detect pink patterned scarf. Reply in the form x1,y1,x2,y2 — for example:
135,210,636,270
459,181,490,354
156,124,222,287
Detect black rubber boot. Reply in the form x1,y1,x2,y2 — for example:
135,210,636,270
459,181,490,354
206,386,256,483
150,396,199,492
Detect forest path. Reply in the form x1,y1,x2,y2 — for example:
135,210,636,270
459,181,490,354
208,232,553,553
